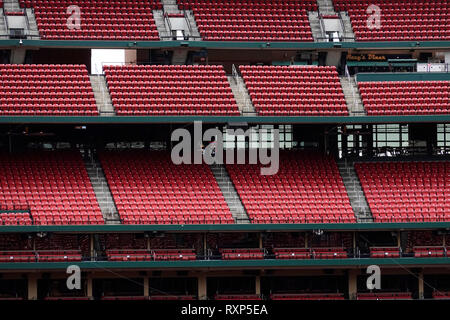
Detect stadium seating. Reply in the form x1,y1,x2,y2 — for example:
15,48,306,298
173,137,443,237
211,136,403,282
0,211,32,226
433,292,450,300
99,150,234,225
36,250,82,262
21,0,160,40
106,249,151,261
334,0,450,41
355,162,450,223
359,81,450,115
270,293,345,300
0,251,36,262
44,297,90,300
153,249,197,261
413,246,446,258
370,247,401,258
178,0,316,41
104,65,240,116
240,65,348,116
273,248,311,259
150,295,196,300
0,151,104,225
226,152,356,224
311,247,348,259
220,248,265,260
356,292,413,300
0,64,98,116
101,296,147,300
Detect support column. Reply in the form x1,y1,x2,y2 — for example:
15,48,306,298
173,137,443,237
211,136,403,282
144,277,150,298
198,274,207,300
418,270,424,300
348,269,358,300
259,233,263,249
87,274,93,299
255,276,261,296
27,274,38,300
90,234,95,261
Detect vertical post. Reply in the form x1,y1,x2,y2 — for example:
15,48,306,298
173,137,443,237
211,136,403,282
203,233,207,258
198,274,207,300
259,233,263,249
144,277,150,298
27,274,38,300
90,234,95,261
348,269,358,300
418,270,424,300
87,274,93,299
255,276,261,296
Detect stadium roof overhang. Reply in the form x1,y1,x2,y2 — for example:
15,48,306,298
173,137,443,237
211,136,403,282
0,222,449,234
0,258,449,270
0,40,449,50
0,115,450,125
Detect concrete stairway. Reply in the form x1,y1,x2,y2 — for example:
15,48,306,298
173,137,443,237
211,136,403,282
184,10,201,40
25,8,39,39
0,10,7,39
337,160,373,223
340,76,366,116
89,75,115,116
338,12,355,40
3,0,21,12
210,164,250,224
307,11,323,41
227,75,257,116
153,9,170,39
84,158,121,224
317,0,337,15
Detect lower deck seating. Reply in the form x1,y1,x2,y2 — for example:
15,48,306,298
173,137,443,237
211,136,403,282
270,293,344,300
370,247,401,258
44,297,90,300
273,248,310,259
413,247,446,258
0,64,98,116
106,249,151,261
311,248,347,259
433,292,450,300
153,249,196,261
101,296,147,300
0,251,36,262
356,292,413,300
359,81,450,115
240,65,348,116
355,161,450,223
220,248,265,260
36,250,82,262
99,150,234,225
150,295,196,300
0,151,104,225
227,152,355,224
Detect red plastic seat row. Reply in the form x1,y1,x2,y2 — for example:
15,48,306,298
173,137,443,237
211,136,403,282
0,64,98,116
370,247,401,258
21,0,160,40
356,292,413,300
240,65,348,116
104,65,240,116
271,293,345,300
334,0,450,41
220,248,265,260
214,294,262,300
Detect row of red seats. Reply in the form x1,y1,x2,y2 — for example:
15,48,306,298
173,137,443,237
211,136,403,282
0,64,98,116
227,152,356,224
0,151,104,225
273,248,348,259
104,65,240,116
359,81,450,116
370,247,401,258
0,250,82,262
270,293,345,300
356,161,450,223
220,248,265,260
21,0,160,40
240,66,348,116
334,0,450,41
99,151,234,225
106,249,196,261
356,292,413,300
